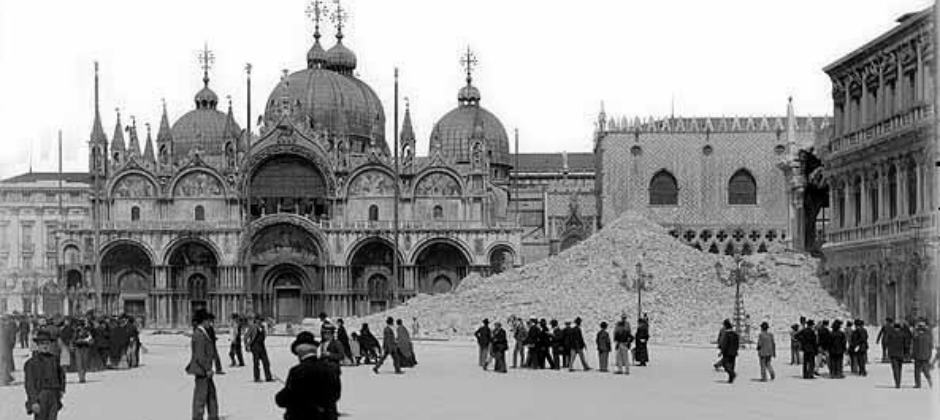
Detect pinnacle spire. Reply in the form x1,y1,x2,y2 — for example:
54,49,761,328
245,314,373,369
400,97,415,143
143,122,156,165
126,116,141,159
110,108,125,153
90,61,107,145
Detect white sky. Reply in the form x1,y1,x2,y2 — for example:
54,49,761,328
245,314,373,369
0,0,932,178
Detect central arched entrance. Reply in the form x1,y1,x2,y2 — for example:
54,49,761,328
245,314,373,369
167,241,218,327
247,222,324,322
248,154,330,219
414,240,470,294
348,238,402,315
100,241,153,319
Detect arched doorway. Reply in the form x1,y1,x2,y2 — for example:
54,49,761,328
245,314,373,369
248,223,323,321
65,270,83,315
488,246,515,275
101,242,153,319
414,240,470,294
167,241,218,326
348,239,401,315
265,265,305,324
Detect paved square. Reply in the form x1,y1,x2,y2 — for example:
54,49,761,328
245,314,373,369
1,333,937,420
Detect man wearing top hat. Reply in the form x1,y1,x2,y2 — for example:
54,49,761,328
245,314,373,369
186,310,219,420
24,329,66,420
276,332,342,420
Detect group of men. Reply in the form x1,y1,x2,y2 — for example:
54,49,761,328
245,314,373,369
876,317,935,389
474,314,651,374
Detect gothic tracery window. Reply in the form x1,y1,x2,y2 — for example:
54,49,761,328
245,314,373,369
649,170,678,205
728,169,757,205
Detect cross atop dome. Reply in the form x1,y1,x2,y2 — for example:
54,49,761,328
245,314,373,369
306,0,327,39
331,0,348,38
198,42,215,87
461,46,478,86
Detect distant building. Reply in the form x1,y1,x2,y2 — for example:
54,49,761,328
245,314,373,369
0,172,90,315
595,106,829,255
816,7,938,324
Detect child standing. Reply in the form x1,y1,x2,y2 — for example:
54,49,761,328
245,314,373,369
24,330,66,420
596,322,611,372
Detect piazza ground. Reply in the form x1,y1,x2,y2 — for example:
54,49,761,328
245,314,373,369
0,333,937,420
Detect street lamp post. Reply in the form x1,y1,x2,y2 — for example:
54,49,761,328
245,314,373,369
635,262,652,322
715,254,752,338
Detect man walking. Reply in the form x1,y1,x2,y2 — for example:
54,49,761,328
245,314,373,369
718,319,739,383
828,320,847,379
186,310,219,420
245,315,273,382
885,320,904,388
850,319,869,376
474,319,492,370
490,322,508,373
876,317,892,363
568,317,591,371
373,317,401,374
912,319,933,389
228,314,245,368
756,322,775,381
797,320,818,379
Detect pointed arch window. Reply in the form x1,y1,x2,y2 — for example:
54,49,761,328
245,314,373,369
728,169,757,205
649,170,678,205
194,205,205,221
368,205,379,221
906,163,917,215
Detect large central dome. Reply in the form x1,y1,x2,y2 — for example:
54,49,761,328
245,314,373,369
263,34,386,155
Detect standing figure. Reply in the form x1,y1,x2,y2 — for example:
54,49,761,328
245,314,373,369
900,321,914,363
568,317,591,371
335,319,352,365
524,319,539,369
850,319,869,376
228,314,245,367
885,321,905,388
245,315,273,382
797,320,818,379
1,315,14,385
357,324,379,364
718,319,739,383
206,314,224,375
634,318,650,366
127,317,140,368
490,322,508,373
816,320,831,375
550,320,564,370
395,319,417,367
24,330,65,420
276,332,342,420
596,322,611,373
612,319,633,375
19,317,31,349
185,311,219,420
789,324,800,365
756,322,776,381
72,319,92,383
474,319,492,370
876,318,893,364
511,317,527,369
912,319,933,389
828,320,847,379
845,321,857,373
318,324,345,367
411,317,420,339
372,317,401,374
348,333,361,366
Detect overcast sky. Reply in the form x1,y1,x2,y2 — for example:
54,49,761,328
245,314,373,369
0,0,932,178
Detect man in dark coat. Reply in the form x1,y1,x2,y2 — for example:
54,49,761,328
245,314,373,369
206,314,224,375
19,316,31,349
511,318,527,369
335,319,352,365
276,332,341,420
568,317,591,371
24,330,65,420
537,319,555,369
850,319,869,376
372,317,401,374
912,319,933,389
474,319,492,370
93,320,110,369
876,317,893,363
0,315,14,385
596,322,612,372
109,317,129,368
797,320,818,379
828,320,847,379
490,322,509,373
900,320,914,362
72,320,92,383
634,319,650,366
884,321,905,388
718,319,739,383
186,310,219,420
245,315,273,382
559,321,572,368
524,319,540,369
816,320,831,375
228,314,245,367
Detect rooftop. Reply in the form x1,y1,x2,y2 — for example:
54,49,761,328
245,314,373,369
515,153,594,174
1,172,91,185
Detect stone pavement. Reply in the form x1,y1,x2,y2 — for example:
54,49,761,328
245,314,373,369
0,333,936,420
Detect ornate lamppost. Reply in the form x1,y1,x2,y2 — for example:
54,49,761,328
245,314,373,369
714,254,754,338
635,262,652,323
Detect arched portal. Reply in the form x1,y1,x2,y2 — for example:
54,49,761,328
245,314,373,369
65,269,84,316
414,240,470,294
167,241,218,325
100,242,153,322
263,264,307,323
248,222,324,321
488,245,515,275
348,238,402,315
248,154,329,219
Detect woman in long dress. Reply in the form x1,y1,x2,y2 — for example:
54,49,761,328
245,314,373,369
395,319,417,368
634,319,650,366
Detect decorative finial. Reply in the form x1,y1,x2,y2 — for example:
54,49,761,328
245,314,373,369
145,122,151,137
245,62,252,76
405,96,410,111
130,115,136,128
281,68,289,81
461,46,478,86
115,107,121,120
226,94,232,110
161,98,167,112
198,42,215,87
306,0,327,40
331,0,347,39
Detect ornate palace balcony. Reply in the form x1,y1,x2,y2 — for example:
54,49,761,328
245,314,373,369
828,103,931,156
824,212,935,246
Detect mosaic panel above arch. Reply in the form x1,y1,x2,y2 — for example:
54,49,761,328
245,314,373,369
414,172,461,196
347,170,395,197
112,174,158,198
173,171,224,197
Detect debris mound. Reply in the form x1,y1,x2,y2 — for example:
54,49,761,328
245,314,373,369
352,211,849,344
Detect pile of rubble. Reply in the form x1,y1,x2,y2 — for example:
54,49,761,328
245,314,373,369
351,211,849,345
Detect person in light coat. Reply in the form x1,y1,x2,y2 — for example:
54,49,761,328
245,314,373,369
756,322,775,381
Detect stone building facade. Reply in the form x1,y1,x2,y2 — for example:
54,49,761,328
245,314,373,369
0,173,91,315
595,107,829,255
816,7,938,324
51,11,525,328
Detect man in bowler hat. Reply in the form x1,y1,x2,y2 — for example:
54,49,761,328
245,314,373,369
24,330,66,420
276,332,342,420
186,310,219,420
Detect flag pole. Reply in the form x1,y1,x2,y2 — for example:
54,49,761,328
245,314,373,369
392,67,400,307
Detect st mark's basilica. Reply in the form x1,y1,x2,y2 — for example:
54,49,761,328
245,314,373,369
57,5,521,328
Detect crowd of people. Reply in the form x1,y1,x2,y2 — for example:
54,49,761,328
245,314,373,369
473,314,652,374
1,312,143,387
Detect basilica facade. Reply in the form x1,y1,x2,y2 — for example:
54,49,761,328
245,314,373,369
56,16,521,328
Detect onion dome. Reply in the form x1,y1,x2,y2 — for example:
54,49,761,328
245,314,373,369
430,77,510,169
171,71,241,167
325,38,357,74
